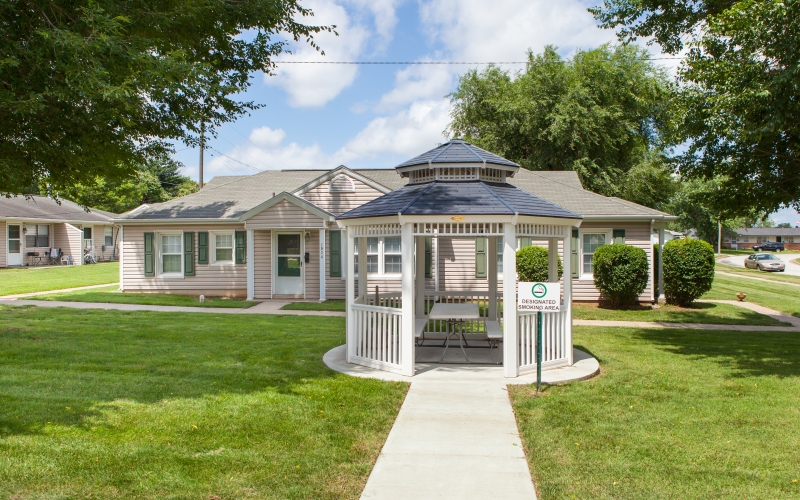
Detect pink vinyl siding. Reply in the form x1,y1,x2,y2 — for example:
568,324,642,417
305,230,321,300
245,200,325,229
53,223,83,264
0,221,6,267
301,177,384,215
253,230,271,299
122,224,246,295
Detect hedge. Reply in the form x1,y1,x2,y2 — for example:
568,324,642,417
516,246,562,282
591,244,650,308
662,238,715,306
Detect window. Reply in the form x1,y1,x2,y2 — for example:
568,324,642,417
328,174,355,192
582,233,606,275
25,224,49,247
160,234,183,275
104,227,113,246
354,237,400,276
212,232,234,264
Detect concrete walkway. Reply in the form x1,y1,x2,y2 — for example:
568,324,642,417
323,346,600,500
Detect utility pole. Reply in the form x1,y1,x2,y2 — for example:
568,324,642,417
718,220,722,254
199,122,205,189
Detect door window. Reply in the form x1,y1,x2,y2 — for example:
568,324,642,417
8,225,20,253
277,234,301,277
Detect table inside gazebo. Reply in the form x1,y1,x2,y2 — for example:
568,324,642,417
427,302,480,362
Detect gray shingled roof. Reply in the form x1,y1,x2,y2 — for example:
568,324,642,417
396,139,519,169
337,181,581,220
734,227,800,236
0,195,117,222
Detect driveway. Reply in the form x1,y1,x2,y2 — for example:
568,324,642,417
719,253,800,276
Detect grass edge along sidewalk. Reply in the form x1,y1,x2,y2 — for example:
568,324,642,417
511,325,800,499
28,284,258,309
704,273,800,318
0,262,119,297
0,306,407,499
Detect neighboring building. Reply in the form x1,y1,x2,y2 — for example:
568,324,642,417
113,141,676,303
724,228,800,250
1,195,118,267
651,229,684,245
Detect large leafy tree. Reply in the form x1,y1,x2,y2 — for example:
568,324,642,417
0,0,329,195
448,44,677,200
592,0,800,215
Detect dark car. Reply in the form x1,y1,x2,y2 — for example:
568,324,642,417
744,253,786,272
752,241,785,252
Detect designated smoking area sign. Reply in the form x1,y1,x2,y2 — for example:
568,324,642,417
518,282,561,390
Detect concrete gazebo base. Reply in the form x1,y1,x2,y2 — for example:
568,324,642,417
323,345,599,385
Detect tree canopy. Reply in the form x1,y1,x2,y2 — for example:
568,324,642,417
592,0,800,215
448,44,677,200
0,0,330,195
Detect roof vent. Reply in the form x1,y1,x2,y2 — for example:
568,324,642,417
329,174,356,193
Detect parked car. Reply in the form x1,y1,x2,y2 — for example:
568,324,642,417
752,241,785,252
744,253,786,272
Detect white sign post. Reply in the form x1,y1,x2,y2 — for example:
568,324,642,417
518,282,561,391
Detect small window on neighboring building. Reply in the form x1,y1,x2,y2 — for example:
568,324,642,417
104,227,113,246
160,234,183,275
328,174,356,193
582,233,607,275
212,232,234,264
25,224,49,248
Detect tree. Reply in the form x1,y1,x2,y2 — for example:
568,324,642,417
777,223,792,228
448,44,677,201
57,154,198,214
591,1,800,215
0,0,330,195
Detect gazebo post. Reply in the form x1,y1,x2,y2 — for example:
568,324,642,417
401,223,415,376
548,238,558,281
563,227,573,365
415,235,425,317
345,226,355,363
488,235,498,320
357,236,368,303
503,222,519,378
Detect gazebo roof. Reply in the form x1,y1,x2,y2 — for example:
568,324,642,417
395,139,519,169
337,181,582,220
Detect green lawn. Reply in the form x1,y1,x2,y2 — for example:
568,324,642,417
511,325,800,499
720,249,755,256
704,274,800,318
30,285,258,308
717,263,800,285
0,262,119,296
282,300,346,312
0,306,407,499
573,302,787,326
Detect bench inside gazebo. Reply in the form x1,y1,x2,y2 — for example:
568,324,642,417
336,140,583,378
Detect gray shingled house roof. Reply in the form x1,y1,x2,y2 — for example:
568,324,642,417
396,139,519,169
337,181,581,220
115,166,673,222
0,195,117,222
734,227,800,236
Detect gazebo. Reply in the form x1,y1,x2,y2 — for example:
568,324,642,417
336,140,583,377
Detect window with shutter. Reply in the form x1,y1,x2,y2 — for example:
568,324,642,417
425,237,432,278
613,229,626,244
197,232,209,264
184,232,195,276
475,237,487,278
234,231,246,264
144,232,155,277
329,230,341,277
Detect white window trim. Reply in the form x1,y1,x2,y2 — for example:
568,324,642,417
354,236,403,279
157,231,184,279
210,230,235,266
579,228,613,279
104,226,114,247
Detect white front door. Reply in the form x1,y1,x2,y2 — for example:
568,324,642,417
275,232,304,296
7,224,22,266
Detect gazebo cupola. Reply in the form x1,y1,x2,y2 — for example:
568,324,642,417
336,139,582,378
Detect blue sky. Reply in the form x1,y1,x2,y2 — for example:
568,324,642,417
173,0,800,226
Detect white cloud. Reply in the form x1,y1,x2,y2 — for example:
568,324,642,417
340,0,401,50
248,126,287,148
266,0,369,107
377,63,455,111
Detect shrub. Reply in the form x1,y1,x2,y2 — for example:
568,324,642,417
592,244,649,308
662,238,715,306
516,245,562,282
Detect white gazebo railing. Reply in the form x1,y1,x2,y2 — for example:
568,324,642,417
349,302,404,373
518,310,570,374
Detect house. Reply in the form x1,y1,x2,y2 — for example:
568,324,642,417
651,229,683,245
113,140,676,303
724,228,800,250
1,195,119,267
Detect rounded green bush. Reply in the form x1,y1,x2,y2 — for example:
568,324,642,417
516,245,562,282
591,244,649,308
662,238,715,306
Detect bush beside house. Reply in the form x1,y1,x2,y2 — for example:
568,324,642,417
591,244,649,308
662,239,715,306
516,246,562,282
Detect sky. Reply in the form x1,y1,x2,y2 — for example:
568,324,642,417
172,0,800,227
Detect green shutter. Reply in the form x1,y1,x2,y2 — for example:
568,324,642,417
571,229,579,278
197,231,209,264
613,229,626,245
329,230,342,278
519,237,532,248
425,237,432,278
184,232,195,276
235,231,246,264
475,237,487,278
144,232,155,277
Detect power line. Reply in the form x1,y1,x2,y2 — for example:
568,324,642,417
276,57,683,65
207,147,263,174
